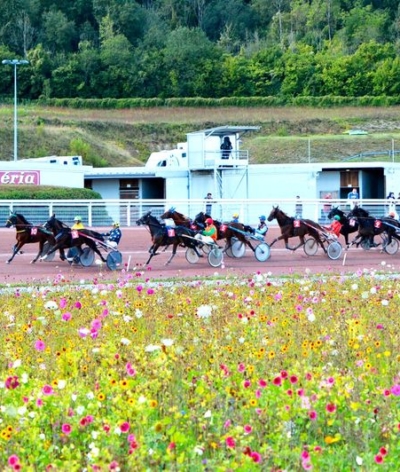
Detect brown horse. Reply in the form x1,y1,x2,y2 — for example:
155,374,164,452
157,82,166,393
160,208,193,228
5,213,56,264
267,206,326,252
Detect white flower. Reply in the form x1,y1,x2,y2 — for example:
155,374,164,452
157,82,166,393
77,405,85,414
145,344,161,352
197,304,212,319
135,309,143,318
17,406,27,416
356,456,363,465
351,284,358,290
239,337,245,344
86,392,94,400
12,359,21,368
28,411,36,418
44,300,58,310
39,433,46,440
121,338,131,345
161,338,174,347
123,315,133,322
71,394,77,402
57,380,66,389
194,445,204,455
91,431,99,439
204,410,212,418
381,300,389,306
307,312,316,322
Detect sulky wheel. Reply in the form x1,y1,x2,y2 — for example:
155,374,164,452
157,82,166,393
327,241,342,260
185,247,199,264
303,237,319,256
231,239,246,258
106,250,122,270
41,241,55,262
384,238,399,255
208,247,223,267
80,247,95,267
254,243,271,262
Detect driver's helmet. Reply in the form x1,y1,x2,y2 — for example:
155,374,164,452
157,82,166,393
232,213,239,219
113,222,120,228
205,218,213,225
389,211,396,217
74,216,82,221
259,215,266,221
333,215,341,221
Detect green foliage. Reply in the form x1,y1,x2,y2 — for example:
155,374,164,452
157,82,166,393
0,186,102,200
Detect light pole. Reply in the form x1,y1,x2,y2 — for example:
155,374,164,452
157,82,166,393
2,59,29,161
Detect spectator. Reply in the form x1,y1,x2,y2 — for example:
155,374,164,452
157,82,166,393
295,196,303,219
347,188,359,209
323,193,332,222
387,191,396,213
220,136,232,159
204,192,213,215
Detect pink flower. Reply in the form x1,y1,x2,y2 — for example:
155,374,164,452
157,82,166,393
250,451,262,463
326,402,336,413
243,380,251,388
61,423,72,435
238,363,245,372
5,376,19,389
225,436,236,448
379,447,388,456
91,319,102,330
136,285,143,292
167,442,175,450
289,375,298,384
390,384,400,396
258,378,267,388
376,323,384,329
273,376,282,386
109,461,119,470
74,301,82,309
59,298,67,309
243,424,252,434
42,385,54,395
147,289,155,295
308,410,318,421
120,422,130,433
8,455,20,466
62,312,72,322
36,398,43,407
224,420,231,429
374,454,384,464
34,340,46,351
280,370,288,379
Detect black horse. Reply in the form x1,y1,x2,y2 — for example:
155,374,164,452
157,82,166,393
5,213,56,264
347,206,400,249
41,214,107,263
136,211,202,265
267,206,326,252
193,211,259,254
327,206,359,246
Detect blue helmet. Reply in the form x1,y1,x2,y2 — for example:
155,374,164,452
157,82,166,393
259,215,266,221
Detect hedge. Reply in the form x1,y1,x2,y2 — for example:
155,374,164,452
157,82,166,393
0,186,102,200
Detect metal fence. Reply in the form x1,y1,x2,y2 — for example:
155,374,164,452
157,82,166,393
0,199,396,227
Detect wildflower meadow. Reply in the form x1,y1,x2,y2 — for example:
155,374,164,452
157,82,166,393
1,267,400,471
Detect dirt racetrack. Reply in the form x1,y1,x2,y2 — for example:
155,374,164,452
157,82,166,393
0,226,397,286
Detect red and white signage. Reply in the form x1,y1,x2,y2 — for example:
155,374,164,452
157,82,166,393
0,171,40,185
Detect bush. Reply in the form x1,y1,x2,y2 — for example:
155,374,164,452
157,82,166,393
0,186,102,200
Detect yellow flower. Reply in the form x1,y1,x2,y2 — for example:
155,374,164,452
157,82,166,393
97,393,106,401
325,434,341,444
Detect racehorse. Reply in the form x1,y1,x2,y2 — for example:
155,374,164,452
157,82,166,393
160,208,193,228
41,214,107,263
136,211,202,265
5,213,57,264
267,206,326,252
327,206,359,246
193,211,259,254
347,206,400,249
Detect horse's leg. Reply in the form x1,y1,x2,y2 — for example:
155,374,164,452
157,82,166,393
6,241,24,264
32,240,43,263
40,241,61,260
89,241,107,263
165,243,178,265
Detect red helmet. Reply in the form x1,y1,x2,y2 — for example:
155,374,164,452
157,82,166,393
205,218,213,224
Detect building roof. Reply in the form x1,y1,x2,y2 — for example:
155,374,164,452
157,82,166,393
187,126,260,137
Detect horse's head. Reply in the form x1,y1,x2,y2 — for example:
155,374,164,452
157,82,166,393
5,213,17,228
136,211,152,226
160,208,174,220
267,206,279,222
327,206,344,220
350,205,369,218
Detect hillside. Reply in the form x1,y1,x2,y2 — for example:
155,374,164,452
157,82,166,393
1,105,400,166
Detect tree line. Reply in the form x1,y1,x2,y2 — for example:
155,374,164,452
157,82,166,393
0,0,399,100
